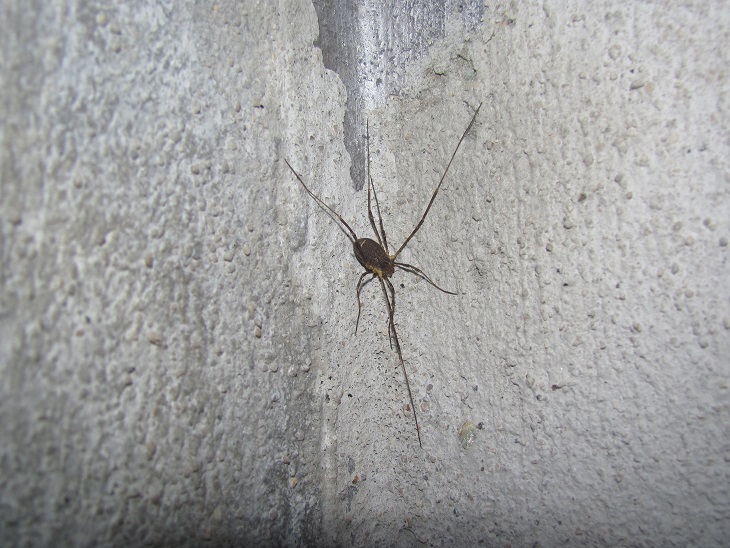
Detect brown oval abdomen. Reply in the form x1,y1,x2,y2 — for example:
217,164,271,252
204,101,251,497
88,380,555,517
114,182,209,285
354,238,395,278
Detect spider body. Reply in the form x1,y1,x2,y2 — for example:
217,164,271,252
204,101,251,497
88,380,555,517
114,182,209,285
285,103,481,447
354,238,394,278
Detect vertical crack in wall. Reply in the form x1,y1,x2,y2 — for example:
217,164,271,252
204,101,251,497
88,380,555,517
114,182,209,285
311,0,483,190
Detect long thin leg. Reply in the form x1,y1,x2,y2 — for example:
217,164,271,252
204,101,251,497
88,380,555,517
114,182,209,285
384,272,397,350
355,272,376,335
366,121,390,253
393,103,482,260
394,261,457,295
285,159,359,245
370,174,390,254
378,277,422,447
384,277,399,357
366,120,383,248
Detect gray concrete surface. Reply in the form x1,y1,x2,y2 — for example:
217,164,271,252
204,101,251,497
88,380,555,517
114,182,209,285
1,1,729,546
312,0,484,189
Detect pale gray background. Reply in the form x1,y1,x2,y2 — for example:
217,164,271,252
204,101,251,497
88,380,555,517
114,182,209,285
2,1,729,546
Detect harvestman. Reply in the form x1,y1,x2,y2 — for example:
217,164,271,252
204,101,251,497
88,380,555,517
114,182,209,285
285,103,481,446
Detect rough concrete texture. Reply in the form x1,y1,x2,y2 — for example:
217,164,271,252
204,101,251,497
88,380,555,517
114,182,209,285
1,1,729,546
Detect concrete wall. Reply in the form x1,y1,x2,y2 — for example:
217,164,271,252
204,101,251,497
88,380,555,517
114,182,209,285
2,1,728,546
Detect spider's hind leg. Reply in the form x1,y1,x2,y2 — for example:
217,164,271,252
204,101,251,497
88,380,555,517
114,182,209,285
355,272,376,335
379,276,422,447
385,276,397,350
